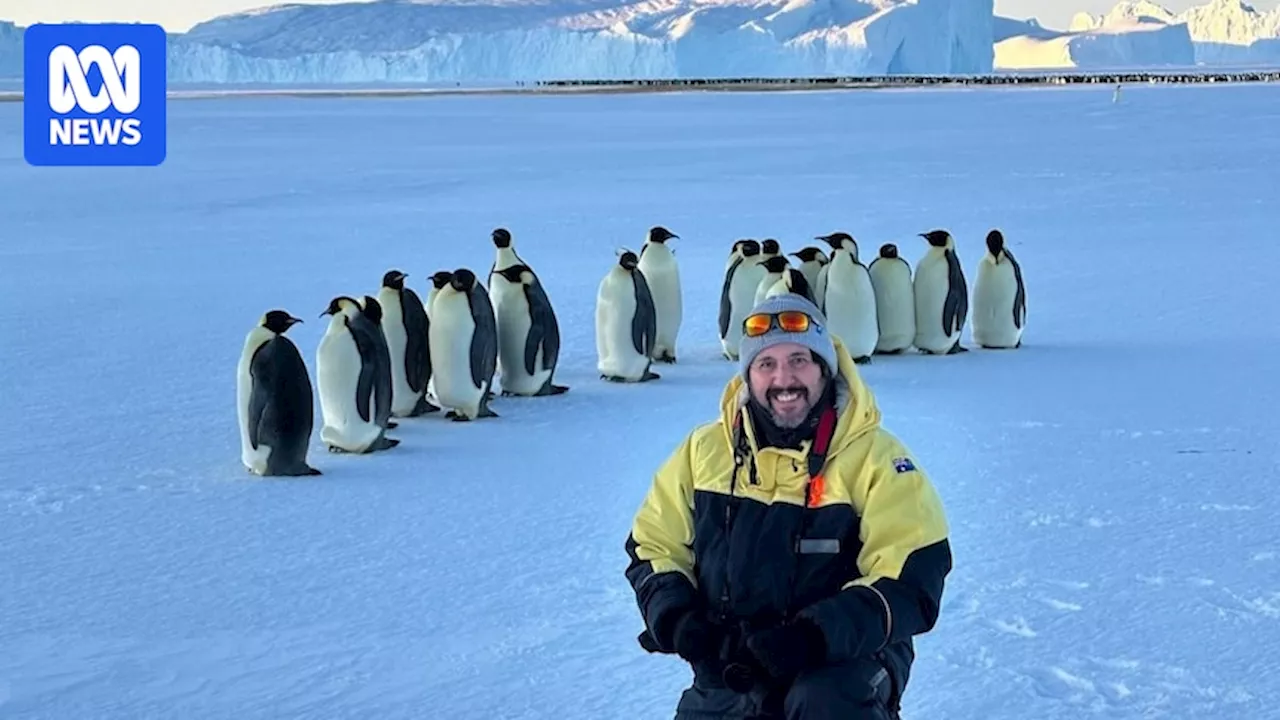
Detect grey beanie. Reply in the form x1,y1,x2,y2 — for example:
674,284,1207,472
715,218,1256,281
738,294,839,379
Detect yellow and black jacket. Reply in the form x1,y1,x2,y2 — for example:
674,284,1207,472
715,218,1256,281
625,337,952,686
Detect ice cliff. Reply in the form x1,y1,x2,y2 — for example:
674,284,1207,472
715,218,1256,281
155,0,996,83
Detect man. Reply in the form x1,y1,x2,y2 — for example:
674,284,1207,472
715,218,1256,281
625,294,953,720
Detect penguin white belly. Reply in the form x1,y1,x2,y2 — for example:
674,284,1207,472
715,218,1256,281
754,273,783,307
722,263,768,360
972,262,1022,348
377,289,419,417
236,331,273,474
913,255,958,353
430,292,485,417
638,248,681,361
493,282,550,395
317,328,382,453
596,273,649,381
871,267,916,353
823,265,878,360
764,276,790,300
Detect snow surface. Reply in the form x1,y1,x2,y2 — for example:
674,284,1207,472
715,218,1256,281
3,82,1280,718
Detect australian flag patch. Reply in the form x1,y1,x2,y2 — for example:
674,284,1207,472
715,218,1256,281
892,456,916,473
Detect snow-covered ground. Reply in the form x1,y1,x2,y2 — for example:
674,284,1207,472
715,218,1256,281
2,82,1279,718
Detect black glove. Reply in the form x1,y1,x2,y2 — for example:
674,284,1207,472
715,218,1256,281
744,617,827,680
669,610,721,662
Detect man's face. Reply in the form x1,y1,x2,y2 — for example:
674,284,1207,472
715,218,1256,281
747,342,827,429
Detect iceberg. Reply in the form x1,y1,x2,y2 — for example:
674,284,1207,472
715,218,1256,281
994,16,1196,69
154,0,996,83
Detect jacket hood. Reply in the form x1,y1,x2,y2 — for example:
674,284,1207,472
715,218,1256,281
718,335,882,457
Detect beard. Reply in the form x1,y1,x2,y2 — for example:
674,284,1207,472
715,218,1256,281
766,385,812,428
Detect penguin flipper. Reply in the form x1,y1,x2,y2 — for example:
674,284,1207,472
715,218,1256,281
1007,248,1027,330
347,318,377,424
631,269,658,359
941,247,968,335
718,258,742,340
523,279,560,376
246,341,275,450
401,288,431,394
469,287,499,390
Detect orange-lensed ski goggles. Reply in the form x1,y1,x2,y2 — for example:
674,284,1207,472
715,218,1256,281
743,310,814,338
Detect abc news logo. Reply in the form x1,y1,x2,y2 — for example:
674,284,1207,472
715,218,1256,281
24,23,167,167
48,44,144,147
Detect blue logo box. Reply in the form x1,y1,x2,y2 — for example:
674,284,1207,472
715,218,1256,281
24,23,167,166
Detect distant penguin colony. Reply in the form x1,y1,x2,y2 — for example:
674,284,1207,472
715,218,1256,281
236,224,1027,477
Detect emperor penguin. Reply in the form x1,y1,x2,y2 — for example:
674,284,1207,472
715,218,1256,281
760,238,781,261
316,296,400,454
636,225,681,364
426,271,454,321
356,295,395,430
237,310,321,477
491,263,569,396
719,239,768,360
429,268,499,420
754,255,791,307
818,232,878,364
377,270,437,417
868,244,916,354
913,229,969,354
815,234,858,314
487,227,530,292
596,249,659,383
725,239,757,270
789,247,828,297
764,266,818,306
971,229,1027,349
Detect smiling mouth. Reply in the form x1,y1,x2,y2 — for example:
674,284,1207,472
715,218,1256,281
770,389,806,403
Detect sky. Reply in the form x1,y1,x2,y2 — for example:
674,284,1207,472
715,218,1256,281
2,0,1278,33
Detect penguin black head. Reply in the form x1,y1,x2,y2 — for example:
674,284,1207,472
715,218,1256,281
879,243,899,260
739,239,761,257
920,230,951,248
450,268,478,292
492,228,512,249
430,270,454,290
321,295,360,318
381,269,407,290
761,238,780,255
496,264,532,284
619,251,639,270
986,229,1005,257
261,310,302,334
816,232,854,250
790,247,825,263
360,295,383,323
648,226,678,243
762,255,789,273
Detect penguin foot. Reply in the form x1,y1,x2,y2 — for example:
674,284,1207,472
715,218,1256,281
282,465,322,476
641,370,661,382
534,382,569,396
371,436,400,451
478,406,499,419
326,445,350,454
386,420,399,429
946,344,969,355
874,348,905,356
409,395,440,416
655,353,677,364
853,355,872,365
447,412,472,422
